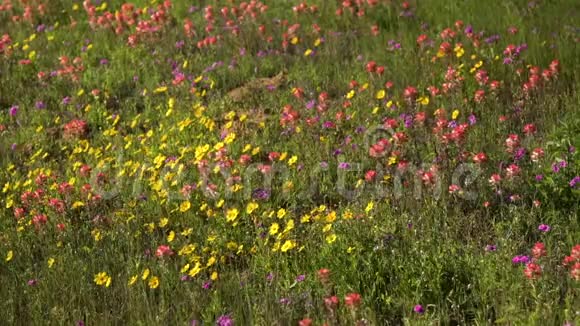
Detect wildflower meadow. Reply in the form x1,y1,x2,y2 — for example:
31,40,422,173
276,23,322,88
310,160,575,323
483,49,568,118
0,0,579,325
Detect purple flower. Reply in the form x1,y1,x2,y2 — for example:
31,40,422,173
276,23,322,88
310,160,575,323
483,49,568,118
216,314,233,326
305,100,316,110
77,322,85,326
569,176,580,188
323,121,335,129
9,105,18,117
355,126,366,134
535,174,544,182
100,58,109,65
569,146,576,153
514,147,526,161
252,188,270,200
538,224,551,232
320,162,329,169
62,97,71,105
413,304,425,314
202,281,212,289
35,101,46,109
468,114,477,125
512,255,530,264
485,245,497,252
27,279,38,286
279,297,291,305
295,274,305,282
338,162,350,169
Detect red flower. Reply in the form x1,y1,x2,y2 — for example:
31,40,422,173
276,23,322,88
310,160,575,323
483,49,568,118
403,86,417,101
344,293,362,308
324,296,339,310
524,263,542,279
571,263,580,281
298,318,313,326
366,61,377,73
473,152,487,164
571,245,580,260
531,242,546,259
523,123,536,135
317,268,331,283
63,119,89,139
155,245,174,258
365,170,377,182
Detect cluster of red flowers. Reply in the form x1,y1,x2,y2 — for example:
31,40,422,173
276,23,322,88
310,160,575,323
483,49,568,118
0,33,11,54
0,0,46,24
336,0,392,17
523,242,547,279
81,0,172,46
562,245,580,281
63,119,89,139
37,56,85,83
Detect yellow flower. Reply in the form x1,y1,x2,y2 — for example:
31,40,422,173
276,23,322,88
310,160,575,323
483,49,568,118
148,276,159,289
452,109,460,120
325,234,337,244
342,210,353,220
283,219,294,233
322,224,332,233
269,223,280,235
206,256,216,267
94,272,109,286
211,271,218,281
365,201,374,213
141,268,150,280
417,96,429,105
375,89,386,100
226,208,239,222
326,211,337,223
48,257,55,268
154,86,168,93
158,218,169,228
281,240,296,252
5,250,13,262
128,275,138,286
180,201,191,212
277,208,287,219
346,90,355,99
246,202,259,214
188,263,202,277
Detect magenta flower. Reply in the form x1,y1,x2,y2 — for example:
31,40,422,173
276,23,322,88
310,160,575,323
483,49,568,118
414,304,425,314
9,105,18,117
538,224,551,232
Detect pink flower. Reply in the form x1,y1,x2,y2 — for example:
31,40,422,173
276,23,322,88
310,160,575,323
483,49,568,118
155,245,174,258
531,242,546,259
489,174,502,186
524,263,542,279
505,164,520,178
344,293,362,308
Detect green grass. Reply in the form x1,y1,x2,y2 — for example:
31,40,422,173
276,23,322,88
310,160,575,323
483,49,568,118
0,0,579,325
